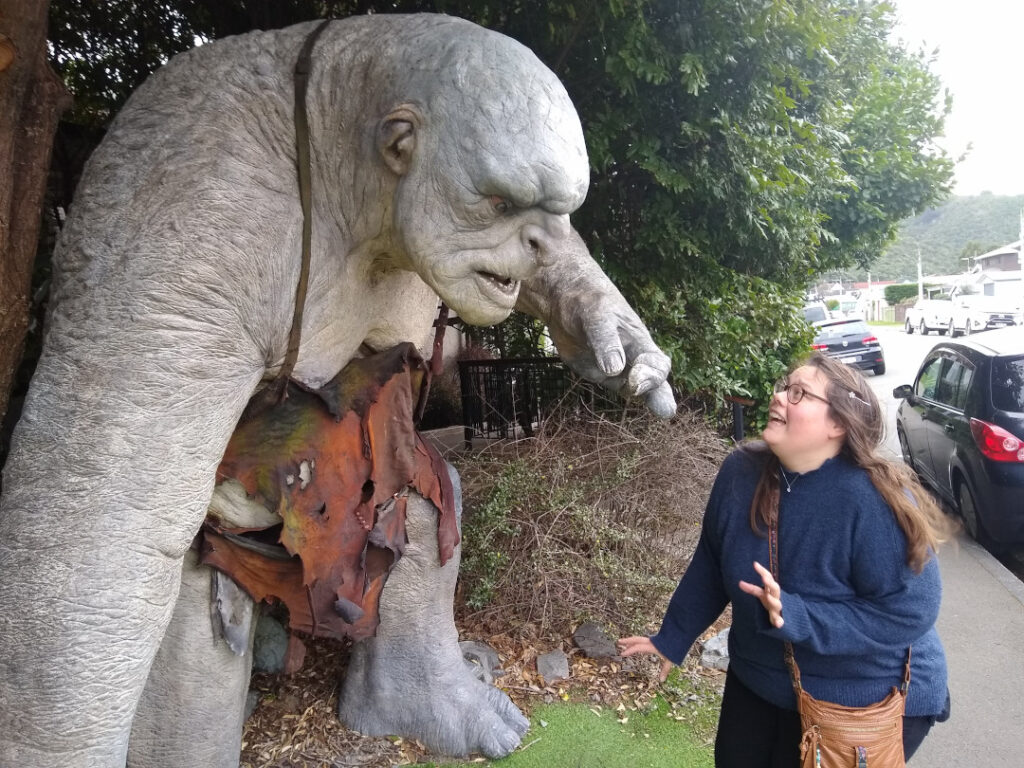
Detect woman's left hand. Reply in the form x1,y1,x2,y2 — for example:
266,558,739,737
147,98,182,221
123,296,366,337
616,636,674,682
739,561,784,629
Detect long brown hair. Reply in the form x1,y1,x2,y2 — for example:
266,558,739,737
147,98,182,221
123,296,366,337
748,353,954,572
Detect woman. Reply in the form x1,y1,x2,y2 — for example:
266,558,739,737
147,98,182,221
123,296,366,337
618,354,952,766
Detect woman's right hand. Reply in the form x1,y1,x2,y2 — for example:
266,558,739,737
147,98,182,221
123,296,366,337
617,636,674,682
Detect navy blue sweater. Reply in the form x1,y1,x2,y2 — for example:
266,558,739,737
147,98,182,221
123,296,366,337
651,446,948,717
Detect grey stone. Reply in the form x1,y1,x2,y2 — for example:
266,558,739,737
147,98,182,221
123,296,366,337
460,640,502,685
251,613,288,674
700,628,730,671
572,621,618,659
536,650,570,683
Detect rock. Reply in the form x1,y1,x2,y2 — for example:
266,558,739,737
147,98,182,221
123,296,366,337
620,655,644,674
700,628,730,671
572,621,618,659
252,612,288,674
536,650,570,683
460,640,502,685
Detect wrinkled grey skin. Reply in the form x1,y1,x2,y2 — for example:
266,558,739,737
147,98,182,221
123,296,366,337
127,550,257,767
338,467,531,757
0,14,674,767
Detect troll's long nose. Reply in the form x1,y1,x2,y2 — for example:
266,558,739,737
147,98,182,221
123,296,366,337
521,213,571,268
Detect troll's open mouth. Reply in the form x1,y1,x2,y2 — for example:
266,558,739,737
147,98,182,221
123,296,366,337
477,270,519,295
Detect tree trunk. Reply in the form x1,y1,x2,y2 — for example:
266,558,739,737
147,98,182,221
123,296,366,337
0,0,70,426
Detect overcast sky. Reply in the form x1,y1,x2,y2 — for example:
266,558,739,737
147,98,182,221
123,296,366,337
890,0,1024,196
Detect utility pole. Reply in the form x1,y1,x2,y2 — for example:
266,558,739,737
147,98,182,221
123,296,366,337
917,248,923,300
867,271,872,321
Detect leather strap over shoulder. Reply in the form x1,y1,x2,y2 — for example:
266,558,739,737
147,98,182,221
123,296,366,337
243,19,333,420
267,18,334,407
252,20,450,426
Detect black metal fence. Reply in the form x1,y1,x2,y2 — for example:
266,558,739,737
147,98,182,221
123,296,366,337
456,357,753,448
457,357,618,448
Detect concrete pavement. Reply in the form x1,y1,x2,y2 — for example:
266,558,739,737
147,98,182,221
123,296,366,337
911,534,1024,765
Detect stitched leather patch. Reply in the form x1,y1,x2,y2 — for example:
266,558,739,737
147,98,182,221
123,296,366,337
200,343,458,648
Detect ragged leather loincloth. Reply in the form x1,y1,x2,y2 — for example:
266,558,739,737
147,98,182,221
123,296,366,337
197,342,459,647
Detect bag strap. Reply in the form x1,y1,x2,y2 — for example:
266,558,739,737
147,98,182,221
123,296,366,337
768,516,804,695
768,510,911,697
413,302,450,424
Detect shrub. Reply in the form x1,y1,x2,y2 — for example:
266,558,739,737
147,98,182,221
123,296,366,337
884,284,922,305
453,406,730,636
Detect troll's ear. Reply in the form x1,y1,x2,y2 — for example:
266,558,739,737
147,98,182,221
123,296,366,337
378,107,420,176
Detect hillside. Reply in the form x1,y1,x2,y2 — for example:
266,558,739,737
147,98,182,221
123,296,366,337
863,193,1024,281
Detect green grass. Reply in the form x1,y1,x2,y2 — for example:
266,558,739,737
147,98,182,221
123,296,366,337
424,671,718,768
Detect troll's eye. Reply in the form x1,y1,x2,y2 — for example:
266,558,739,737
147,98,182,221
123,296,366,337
488,196,512,215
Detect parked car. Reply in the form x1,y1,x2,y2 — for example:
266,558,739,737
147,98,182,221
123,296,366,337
893,326,1024,549
904,298,952,335
948,295,1021,337
811,318,885,375
835,296,865,319
802,301,830,324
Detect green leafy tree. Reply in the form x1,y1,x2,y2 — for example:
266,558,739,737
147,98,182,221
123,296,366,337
505,0,952,405
37,0,954,419
815,4,955,271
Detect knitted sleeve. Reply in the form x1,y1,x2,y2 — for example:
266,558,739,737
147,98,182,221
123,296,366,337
649,453,737,664
761,482,941,655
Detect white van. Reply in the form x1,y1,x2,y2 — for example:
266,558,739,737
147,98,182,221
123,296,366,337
948,295,1021,336
904,299,953,335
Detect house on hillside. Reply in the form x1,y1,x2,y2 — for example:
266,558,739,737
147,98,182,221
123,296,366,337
959,237,1022,303
961,269,1023,301
973,238,1022,272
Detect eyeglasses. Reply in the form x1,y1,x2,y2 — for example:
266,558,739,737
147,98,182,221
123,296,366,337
773,378,830,406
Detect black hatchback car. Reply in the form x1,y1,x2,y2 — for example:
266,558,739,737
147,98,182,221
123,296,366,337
812,318,886,375
894,327,1024,548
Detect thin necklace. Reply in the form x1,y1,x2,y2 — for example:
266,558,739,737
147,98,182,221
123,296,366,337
780,467,801,493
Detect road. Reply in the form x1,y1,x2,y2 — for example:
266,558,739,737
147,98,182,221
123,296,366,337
861,323,942,461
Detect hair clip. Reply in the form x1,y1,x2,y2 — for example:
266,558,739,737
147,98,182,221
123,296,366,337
847,390,871,407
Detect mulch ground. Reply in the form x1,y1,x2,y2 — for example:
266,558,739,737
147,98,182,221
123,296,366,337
240,612,730,768
241,413,729,767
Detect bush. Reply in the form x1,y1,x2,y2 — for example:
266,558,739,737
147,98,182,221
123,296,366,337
637,269,814,437
417,342,496,431
453,406,730,636
417,364,462,430
884,284,922,305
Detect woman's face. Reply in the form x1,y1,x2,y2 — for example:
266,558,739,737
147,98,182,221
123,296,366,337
762,365,846,469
